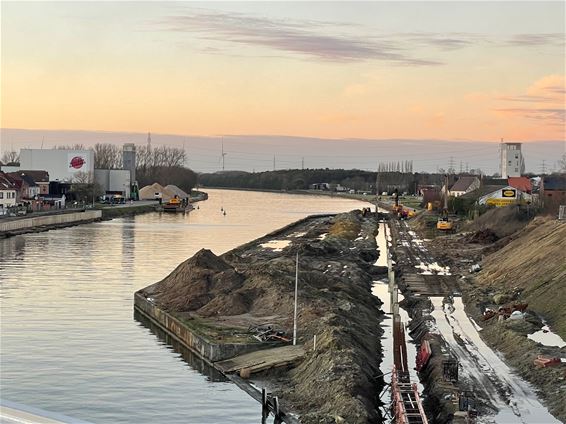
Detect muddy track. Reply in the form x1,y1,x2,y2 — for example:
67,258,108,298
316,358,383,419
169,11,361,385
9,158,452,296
389,217,560,424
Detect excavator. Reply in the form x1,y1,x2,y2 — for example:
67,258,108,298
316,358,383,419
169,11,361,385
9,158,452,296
437,175,454,231
392,189,415,220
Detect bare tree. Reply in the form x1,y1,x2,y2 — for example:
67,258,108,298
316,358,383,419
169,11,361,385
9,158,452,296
72,171,93,184
93,143,122,169
1,150,19,164
54,144,86,150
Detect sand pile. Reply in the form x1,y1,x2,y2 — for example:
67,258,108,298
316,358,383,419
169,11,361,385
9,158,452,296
151,249,244,312
139,183,176,202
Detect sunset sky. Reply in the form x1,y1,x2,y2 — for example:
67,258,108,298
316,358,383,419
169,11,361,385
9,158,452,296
1,2,565,173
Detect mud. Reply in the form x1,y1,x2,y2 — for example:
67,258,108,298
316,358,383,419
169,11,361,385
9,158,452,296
425,214,566,423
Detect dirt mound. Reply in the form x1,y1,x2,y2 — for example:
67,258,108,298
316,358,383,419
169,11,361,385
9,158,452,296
151,249,244,312
466,205,532,239
141,212,385,423
466,229,499,244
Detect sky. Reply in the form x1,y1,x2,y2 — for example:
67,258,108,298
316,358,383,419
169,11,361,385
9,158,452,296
1,1,565,173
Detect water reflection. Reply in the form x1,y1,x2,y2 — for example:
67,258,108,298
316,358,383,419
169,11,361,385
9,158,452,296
134,309,227,383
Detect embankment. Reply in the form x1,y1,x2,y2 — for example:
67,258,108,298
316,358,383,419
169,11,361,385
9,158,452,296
99,204,156,220
475,217,566,338
136,210,385,423
0,209,102,238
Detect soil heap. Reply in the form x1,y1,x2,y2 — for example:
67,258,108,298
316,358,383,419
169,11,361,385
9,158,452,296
140,211,386,424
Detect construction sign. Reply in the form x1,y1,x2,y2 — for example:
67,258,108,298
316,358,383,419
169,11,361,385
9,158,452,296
486,198,517,207
480,186,527,207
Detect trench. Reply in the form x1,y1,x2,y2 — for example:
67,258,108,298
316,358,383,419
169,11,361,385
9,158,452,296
372,220,422,421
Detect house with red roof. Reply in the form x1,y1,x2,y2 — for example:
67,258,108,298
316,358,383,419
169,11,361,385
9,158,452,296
507,177,532,194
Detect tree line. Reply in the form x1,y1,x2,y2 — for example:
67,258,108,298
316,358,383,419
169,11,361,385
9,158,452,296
199,169,449,194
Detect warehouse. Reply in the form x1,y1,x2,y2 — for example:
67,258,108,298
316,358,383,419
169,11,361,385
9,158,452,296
19,149,94,182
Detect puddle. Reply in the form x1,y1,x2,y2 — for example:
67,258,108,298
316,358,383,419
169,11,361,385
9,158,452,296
528,323,566,348
430,297,560,423
373,221,423,405
415,261,451,275
260,240,291,251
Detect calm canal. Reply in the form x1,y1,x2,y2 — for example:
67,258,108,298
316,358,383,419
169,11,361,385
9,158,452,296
0,189,369,423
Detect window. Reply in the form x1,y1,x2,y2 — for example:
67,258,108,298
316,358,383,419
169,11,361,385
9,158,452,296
0,192,3,199
515,168,518,172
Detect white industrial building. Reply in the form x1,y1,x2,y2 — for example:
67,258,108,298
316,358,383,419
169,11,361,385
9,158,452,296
20,149,94,182
500,142,525,179
94,169,131,198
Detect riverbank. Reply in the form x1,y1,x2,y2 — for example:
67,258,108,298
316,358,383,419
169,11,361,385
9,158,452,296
0,191,209,238
0,209,102,239
135,210,387,423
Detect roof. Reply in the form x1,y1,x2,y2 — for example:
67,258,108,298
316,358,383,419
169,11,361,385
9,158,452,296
5,172,37,187
542,175,566,191
0,172,16,190
508,177,532,193
19,174,38,187
450,176,479,192
483,178,508,186
461,184,507,200
18,170,49,183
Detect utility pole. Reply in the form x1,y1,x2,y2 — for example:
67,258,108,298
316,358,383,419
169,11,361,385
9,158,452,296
376,164,380,195
273,155,276,171
459,161,463,174
221,138,227,171
302,157,304,170
540,160,546,175
466,162,469,173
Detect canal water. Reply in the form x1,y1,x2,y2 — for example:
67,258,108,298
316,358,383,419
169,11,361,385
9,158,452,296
0,189,369,424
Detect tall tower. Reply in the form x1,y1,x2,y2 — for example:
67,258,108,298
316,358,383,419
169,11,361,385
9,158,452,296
123,143,136,183
500,142,525,178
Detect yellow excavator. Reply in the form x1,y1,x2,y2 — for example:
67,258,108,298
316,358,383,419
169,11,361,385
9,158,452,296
437,175,454,231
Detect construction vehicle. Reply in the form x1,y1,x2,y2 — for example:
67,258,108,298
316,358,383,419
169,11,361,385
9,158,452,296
437,175,454,231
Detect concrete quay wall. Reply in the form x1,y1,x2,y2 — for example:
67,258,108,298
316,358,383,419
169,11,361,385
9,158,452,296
134,293,263,363
0,210,102,237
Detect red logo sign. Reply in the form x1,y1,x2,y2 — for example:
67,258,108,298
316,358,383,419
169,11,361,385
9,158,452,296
69,156,85,169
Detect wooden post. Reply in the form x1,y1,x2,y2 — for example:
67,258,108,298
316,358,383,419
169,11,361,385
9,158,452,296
273,396,281,424
391,286,398,315
261,388,268,424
